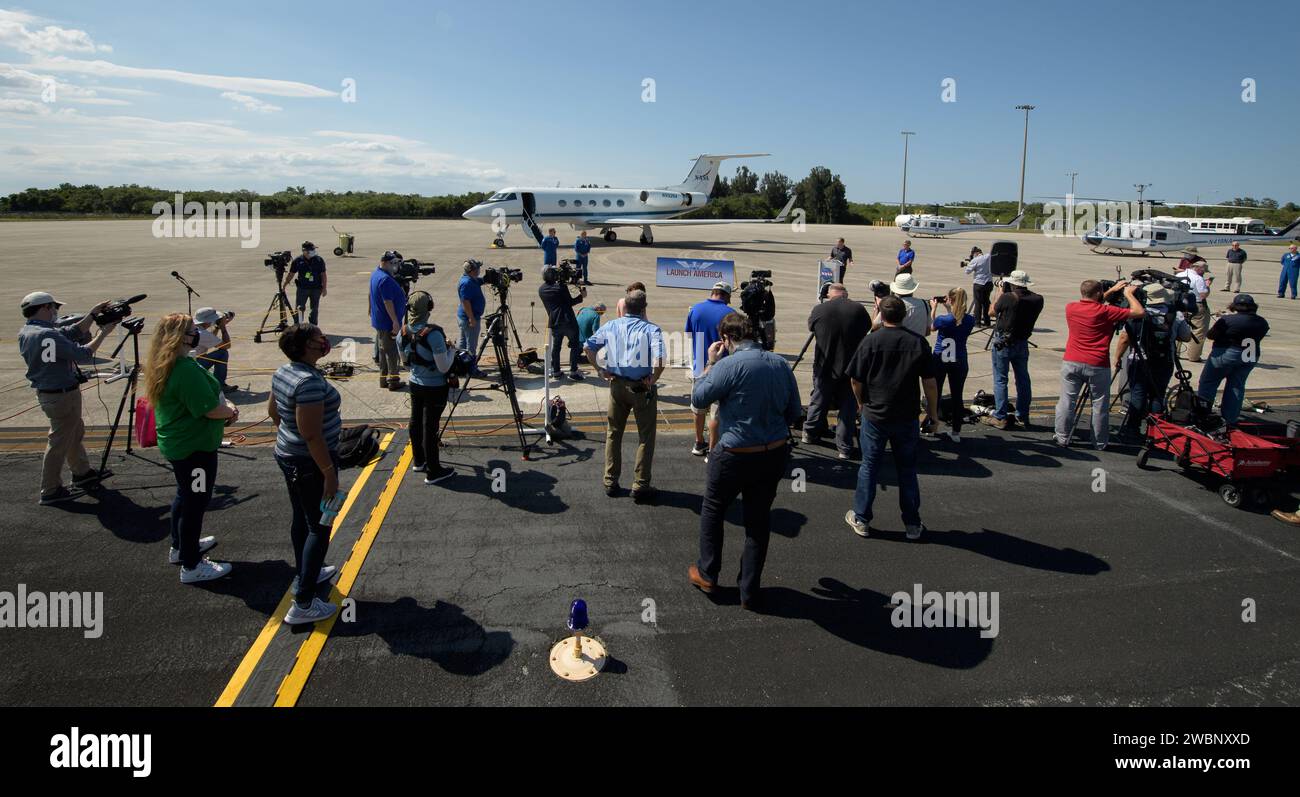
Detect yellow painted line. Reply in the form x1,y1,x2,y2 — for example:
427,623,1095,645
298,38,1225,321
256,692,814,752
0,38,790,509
213,433,395,708
273,440,413,707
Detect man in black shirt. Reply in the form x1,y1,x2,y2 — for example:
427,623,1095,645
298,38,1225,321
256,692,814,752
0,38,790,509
802,283,871,458
1197,293,1269,423
538,266,587,380
830,238,853,283
282,241,328,325
984,270,1043,429
845,295,939,540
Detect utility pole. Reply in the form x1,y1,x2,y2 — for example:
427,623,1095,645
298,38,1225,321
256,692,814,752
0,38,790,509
1134,183,1152,218
900,131,915,215
1066,171,1078,198
1014,105,1035,229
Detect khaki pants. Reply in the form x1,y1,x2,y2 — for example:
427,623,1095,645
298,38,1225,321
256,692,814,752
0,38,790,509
38,389,90,495
1184,301,1211,361
1226,262,1244,292
604,378,656,490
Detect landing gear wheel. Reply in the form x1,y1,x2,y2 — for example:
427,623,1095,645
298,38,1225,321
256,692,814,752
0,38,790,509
603,230,616,243
639,231,654,245
333,246,344,257
492,237,506,248
1218,482,1243,508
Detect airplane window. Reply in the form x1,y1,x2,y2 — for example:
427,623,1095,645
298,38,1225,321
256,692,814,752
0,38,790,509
558,200,566,207
1156,232,1167,240
603,199,611,207
589,200,597,207
574,199,582,206
617,200,625,207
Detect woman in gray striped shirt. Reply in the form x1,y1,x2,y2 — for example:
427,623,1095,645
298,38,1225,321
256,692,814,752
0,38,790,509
267,323,343,625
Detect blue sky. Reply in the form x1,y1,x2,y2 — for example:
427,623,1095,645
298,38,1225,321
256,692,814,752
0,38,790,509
0,0,1295,204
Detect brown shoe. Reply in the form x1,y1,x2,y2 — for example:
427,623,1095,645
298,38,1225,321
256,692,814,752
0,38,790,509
1270,510,1300,526
980,415,1009,430
688,565,715,594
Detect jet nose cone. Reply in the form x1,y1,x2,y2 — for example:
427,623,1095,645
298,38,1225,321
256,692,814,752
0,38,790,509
462,206,478,220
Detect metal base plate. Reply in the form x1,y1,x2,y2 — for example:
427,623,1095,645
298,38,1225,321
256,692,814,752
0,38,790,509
549,636,607,682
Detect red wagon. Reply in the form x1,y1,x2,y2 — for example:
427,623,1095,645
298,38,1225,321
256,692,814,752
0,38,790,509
1137,414,1300,507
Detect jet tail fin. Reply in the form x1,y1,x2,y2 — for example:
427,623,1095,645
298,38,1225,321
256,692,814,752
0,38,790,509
669,153,769,194
1272,217,1300,239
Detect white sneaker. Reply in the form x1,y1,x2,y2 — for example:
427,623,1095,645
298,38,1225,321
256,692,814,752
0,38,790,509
290,564,337,594
945,431,962,443
180,558,232,583
284,597,337,625
905,523,926,541
169,536,216,564
845,510,869,538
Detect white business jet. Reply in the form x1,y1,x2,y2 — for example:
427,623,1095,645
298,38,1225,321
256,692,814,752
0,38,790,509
461,154,796,247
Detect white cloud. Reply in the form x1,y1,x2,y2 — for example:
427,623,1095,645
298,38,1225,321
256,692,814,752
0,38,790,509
0,10,112,56
314,130,424,147
327,140,398,152
30,55,337,98
221,91,282,113
0,63,130,105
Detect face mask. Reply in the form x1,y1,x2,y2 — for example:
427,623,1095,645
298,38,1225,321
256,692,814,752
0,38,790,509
186,330,200,347
306,250,317,258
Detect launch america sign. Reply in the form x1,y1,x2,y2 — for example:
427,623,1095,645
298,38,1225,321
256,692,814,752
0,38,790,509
655,257,735,291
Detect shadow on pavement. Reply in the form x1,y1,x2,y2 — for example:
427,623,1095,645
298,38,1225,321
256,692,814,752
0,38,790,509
332,596,513,676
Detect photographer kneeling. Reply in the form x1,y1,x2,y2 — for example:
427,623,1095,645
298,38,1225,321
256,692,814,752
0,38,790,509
1114,284,1192,440
539,265,587,380
147,313,238,583
268,323,342,625
18,291,117,505
401,291,456,485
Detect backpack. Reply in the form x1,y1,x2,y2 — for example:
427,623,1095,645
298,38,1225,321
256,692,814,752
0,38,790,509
134,398,157,448
338,425,380,469
1138,310,1175,364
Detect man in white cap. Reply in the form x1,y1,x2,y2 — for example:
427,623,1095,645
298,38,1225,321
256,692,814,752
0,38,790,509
192,307,237,394
981,270,1043,430
874,272,930,338
17,291,118,504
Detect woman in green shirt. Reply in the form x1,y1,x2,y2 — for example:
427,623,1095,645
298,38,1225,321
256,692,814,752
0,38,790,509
144,313,239,584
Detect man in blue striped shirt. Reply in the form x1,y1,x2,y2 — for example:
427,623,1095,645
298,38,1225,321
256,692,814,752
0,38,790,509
584,289,665,502
687,313,801,610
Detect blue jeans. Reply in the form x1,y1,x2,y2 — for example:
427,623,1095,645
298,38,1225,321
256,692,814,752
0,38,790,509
294,285,322,325
1197,346,1256,423
1124,359,1174,430
853,417,921,527
991,339,1031,421
1279,266,1299,299
457,317,481,367
169,448,218,569
199,346,228,386
275,452,336,606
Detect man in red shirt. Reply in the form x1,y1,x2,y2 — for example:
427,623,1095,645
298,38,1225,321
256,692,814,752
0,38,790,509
1053,280,1145,449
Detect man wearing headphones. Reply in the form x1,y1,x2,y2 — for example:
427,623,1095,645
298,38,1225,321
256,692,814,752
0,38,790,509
539,265,587,380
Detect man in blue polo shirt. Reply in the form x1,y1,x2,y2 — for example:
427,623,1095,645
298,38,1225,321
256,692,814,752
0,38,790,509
369,251,407,390
542,228,560,269
574,230,592,285
897,240,916,274
457,260,488,377
584,289,665,503
685,281,737,457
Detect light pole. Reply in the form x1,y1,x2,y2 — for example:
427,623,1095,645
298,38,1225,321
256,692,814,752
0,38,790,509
1015,105,1035,228
1134,183,1152,218
1066,171,1078,199
900,131,915,215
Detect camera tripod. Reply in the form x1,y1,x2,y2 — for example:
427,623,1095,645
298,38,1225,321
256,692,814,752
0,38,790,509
440,297,543,460
97,319,145,475
254,265,298,343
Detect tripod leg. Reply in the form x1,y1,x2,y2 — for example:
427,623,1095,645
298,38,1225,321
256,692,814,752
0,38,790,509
99,367,134,475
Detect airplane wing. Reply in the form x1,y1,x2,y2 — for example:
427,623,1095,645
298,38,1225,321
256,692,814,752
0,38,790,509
592,196,797,227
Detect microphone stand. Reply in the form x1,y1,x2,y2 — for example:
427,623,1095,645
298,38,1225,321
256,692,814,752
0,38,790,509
172,271,200,316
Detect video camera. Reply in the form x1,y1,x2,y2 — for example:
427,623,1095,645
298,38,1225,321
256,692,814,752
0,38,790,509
552,258,582,287
482,264,524,291
264,251,292,271
739,270,774,318
1102,269,1197,315
395,257,436,288
92,294,147,326
868,279,891,300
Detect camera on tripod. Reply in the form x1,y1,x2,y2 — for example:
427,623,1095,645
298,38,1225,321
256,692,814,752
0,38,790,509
264,251,292,271
1102,270,1197,315
482,265,524,290
395,257,435,288
554,259,582,286
92,294,147,326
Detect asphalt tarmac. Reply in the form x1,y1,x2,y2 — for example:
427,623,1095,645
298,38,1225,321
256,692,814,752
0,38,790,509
2,408,1298,707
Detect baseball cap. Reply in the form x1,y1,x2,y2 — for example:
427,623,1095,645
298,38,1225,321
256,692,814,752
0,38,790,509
20,291,61,312
1231,293,1258,311
302,241,315,250
712,281,734,295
